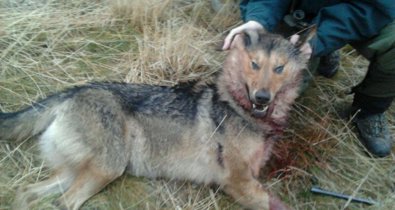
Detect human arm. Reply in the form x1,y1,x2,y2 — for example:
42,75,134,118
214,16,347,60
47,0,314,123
239,0,291,32
222,0,291,50
310,0,395,57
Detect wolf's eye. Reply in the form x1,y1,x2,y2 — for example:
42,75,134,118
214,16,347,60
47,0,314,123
274,65,284,74
251,61,260,71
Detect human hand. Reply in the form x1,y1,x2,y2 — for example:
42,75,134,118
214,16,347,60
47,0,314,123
290,34,312,59
222,20,265,50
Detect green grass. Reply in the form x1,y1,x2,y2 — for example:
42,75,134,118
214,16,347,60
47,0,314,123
1,0,394,210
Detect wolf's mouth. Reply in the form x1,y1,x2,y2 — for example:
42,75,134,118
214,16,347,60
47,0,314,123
241,84,270,118
251,103,269,118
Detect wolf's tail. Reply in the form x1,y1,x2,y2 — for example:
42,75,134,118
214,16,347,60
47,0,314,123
0,100,58,141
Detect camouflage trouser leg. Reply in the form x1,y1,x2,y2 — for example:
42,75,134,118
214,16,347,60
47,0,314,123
351,21,395,98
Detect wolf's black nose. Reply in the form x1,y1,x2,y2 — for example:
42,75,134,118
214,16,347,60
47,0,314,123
255,90,271,104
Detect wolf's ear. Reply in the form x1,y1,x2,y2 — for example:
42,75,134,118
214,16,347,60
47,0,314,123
242,29,257,48
291,25,316,49
233,29,264,49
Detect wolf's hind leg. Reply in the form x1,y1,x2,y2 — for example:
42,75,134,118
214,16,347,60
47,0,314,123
13,169,74,210
55,162,125,210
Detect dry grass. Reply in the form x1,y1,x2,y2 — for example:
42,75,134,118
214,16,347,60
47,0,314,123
0,0,394,209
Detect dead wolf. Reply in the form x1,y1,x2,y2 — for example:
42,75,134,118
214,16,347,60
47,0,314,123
0,29,313,210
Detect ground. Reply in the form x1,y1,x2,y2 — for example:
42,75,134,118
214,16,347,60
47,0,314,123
0,0,394,209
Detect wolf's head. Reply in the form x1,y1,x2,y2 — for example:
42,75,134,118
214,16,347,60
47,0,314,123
219,28,315,120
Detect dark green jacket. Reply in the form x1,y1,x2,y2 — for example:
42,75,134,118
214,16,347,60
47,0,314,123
240,0,395,57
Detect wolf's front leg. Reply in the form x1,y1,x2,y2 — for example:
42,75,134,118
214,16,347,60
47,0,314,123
223,170,291,210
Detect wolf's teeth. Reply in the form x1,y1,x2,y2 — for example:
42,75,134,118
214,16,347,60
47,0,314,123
252,104,268,113
256,106,268,113
261,105,268,113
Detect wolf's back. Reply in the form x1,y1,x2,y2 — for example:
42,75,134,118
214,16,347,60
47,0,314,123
0,82,206,141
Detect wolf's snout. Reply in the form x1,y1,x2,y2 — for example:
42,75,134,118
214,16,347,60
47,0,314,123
255,90,271,104
251,89,271,117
